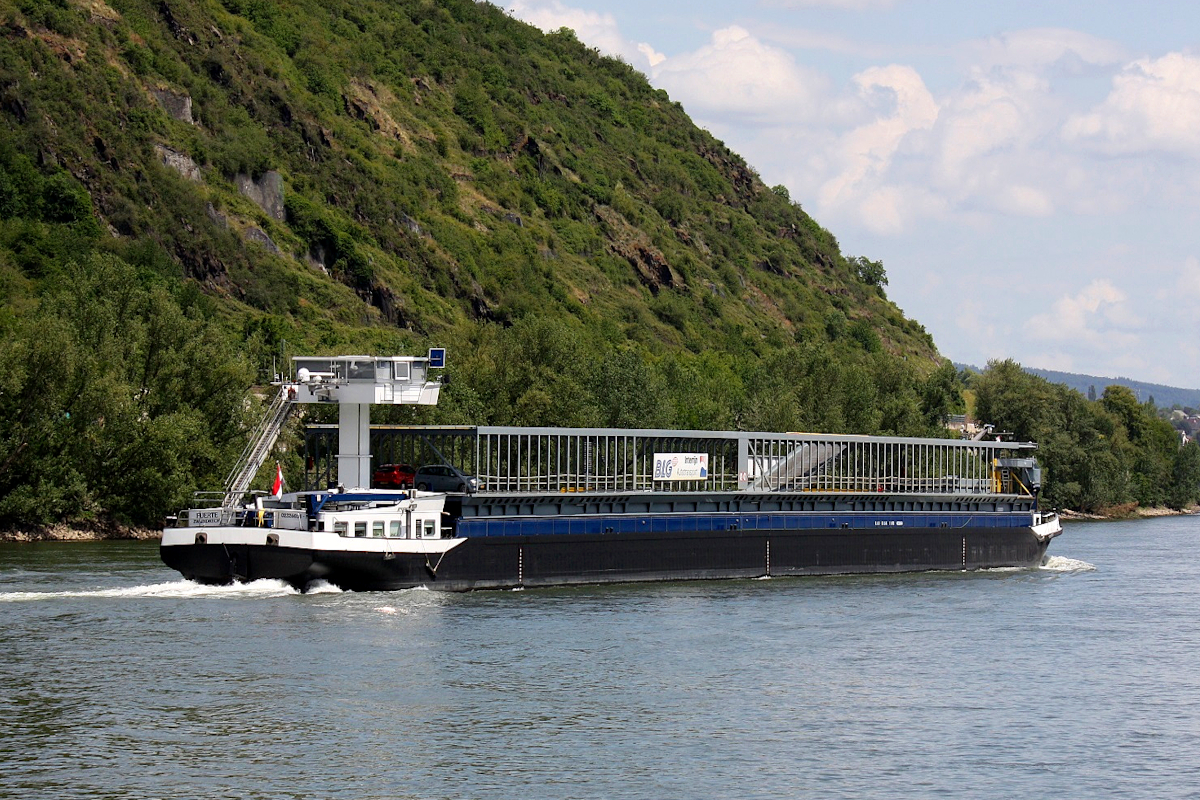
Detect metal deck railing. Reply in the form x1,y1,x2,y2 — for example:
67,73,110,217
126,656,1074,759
303,425,1036,497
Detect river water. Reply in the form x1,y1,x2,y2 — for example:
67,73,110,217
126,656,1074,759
1,517,1198,800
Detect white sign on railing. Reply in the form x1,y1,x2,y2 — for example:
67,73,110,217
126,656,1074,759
652,453,709,481
189,509,223,527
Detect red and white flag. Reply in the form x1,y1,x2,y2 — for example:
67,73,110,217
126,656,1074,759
271,463,284,499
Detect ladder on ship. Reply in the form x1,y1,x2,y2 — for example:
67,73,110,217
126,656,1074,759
223,386,294,507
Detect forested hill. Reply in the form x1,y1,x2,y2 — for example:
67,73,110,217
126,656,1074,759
0,0,956,528
1025,369,1200,411
956,363,1200,410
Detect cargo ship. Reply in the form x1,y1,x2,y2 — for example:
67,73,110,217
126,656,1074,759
160,353,1062,591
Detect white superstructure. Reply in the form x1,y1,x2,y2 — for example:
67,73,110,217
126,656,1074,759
161,489,465,568
286,352,445,490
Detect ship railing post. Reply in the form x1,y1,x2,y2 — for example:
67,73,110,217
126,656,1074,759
737,435,750,492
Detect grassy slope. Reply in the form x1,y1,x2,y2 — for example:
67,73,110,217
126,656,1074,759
2,0,936,362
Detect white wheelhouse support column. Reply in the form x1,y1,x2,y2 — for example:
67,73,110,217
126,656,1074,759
337,403,372,490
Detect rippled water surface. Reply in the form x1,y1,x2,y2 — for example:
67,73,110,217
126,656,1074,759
2,518,1199,799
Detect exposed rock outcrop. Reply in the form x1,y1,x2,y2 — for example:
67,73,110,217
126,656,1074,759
150,88,194,124
204,202,227,228
235,170,284,221
244,226,280,254
154,144,201,181
305,242,329,273
342,80,411,146
595,205,681,294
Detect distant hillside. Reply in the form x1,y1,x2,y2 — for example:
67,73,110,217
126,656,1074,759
956,363,1200,410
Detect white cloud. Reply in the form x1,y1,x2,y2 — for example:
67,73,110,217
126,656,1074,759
963,28,1125,72
1064,52,1200,156
651,26,833,125
804,35,1120,230
993,184,1054,217
933,71,1048,182
507,0,664,71
1026,279,1140,347
1178,256,1200,297
637,42,666,68
759,0,896,10
850,185,947,235
753,25,898,59
816,65,938,225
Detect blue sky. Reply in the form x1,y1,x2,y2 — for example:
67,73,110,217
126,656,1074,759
507,0,1200,389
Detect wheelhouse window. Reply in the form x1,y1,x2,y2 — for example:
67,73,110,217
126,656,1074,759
347,361,373,380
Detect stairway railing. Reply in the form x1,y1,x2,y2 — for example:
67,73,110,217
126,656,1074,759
223,386,294,507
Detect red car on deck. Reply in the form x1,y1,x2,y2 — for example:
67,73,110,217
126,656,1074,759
371,463,416,489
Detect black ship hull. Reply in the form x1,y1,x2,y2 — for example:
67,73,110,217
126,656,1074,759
161,524,1051,592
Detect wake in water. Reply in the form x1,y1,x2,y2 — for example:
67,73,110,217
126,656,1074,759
0,578,303,602
1040,555,1096,573
1,560,1094,602
304,580,345,594
374,605,412,615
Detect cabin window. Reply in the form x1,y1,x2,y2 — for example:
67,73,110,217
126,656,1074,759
354,521,367,538
389,520,403,538
334,521,348,537
376,361,392,380
372,521,385,537
414,519,423,538
424,520,436,539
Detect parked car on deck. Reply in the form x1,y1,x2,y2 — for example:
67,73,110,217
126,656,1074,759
414,464,479,494
371,463,416,489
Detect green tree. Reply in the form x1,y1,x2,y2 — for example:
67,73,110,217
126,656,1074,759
590,348,671,429
1169,440,1200,509
849,255,887,287
919,361,963,428
0,253,254,527
973,361,1191,512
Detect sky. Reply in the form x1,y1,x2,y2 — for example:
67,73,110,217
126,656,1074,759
504,0,1200,388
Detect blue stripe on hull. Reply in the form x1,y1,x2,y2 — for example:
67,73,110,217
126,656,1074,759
458,512,1035,538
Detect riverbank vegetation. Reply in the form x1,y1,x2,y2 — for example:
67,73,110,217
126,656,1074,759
0,0,954,531
971,360,1200,514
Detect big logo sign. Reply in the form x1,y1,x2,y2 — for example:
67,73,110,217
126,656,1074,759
652,453,709,481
